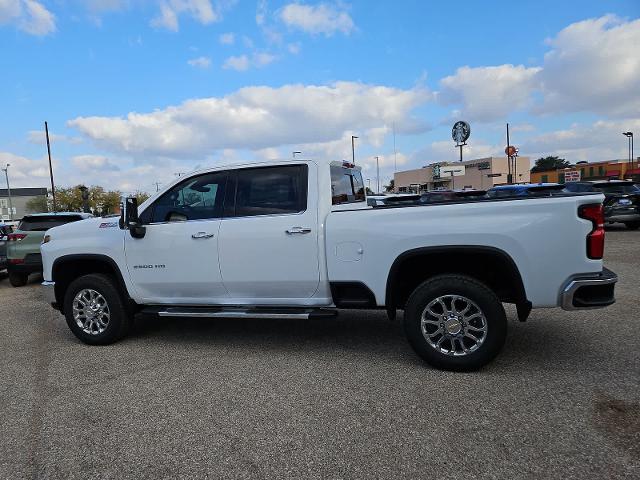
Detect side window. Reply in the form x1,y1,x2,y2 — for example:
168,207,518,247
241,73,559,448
330,165,366,205
150,172,227,223
234,165,307,217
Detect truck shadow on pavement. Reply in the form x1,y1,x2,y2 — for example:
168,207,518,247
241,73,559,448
127,311,598,372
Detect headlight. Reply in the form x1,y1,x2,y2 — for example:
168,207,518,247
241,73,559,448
42,235,51,244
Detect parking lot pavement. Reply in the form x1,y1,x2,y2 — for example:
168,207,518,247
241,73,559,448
0,229,638,479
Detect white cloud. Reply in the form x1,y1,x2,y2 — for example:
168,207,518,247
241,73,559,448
0,151,52,187
223,52,277,71
151,0,220,32
27,130,82,144
68,82,430,159
522,118,640,163
255,0,267,25
280,2,354,36
287,42,301,54
219,31,234,44
222,54,249,71
187,55,212,68
438,64,541,122
253,52,276,67
71,155,120,171
536,15,640,118
0,0,55,35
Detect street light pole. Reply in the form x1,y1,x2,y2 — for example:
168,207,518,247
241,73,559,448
623,132,634,173
375,156,380,194
45,121,57,212
2,164,13,221
351,135,358,165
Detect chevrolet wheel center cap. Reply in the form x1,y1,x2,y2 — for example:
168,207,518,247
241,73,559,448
445,318,462,335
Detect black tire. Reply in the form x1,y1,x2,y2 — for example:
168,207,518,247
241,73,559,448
403,274,507,371
63,273,131,345
624,222,640,230
9,271,28,287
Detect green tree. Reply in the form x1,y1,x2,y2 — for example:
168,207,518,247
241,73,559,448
531,156,572,173
135,191,151,204
25,196,49,213
384,179,395,192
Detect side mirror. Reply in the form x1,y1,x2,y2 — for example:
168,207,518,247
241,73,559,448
120,197,146,239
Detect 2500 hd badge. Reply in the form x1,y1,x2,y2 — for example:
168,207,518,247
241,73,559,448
133,264,166,269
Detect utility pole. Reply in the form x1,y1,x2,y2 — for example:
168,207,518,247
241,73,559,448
45,121,57,212
375,156,380,194
351,135,358,164
506,123,512,185
2,164,13,221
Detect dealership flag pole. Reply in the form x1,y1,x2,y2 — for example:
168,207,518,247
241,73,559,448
45,121,57,212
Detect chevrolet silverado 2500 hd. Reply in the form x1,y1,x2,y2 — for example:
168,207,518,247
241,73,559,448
40,160,617,371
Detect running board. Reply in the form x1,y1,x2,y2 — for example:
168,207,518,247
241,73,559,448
145,306,338,320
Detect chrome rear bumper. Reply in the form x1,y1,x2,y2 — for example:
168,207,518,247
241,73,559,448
560,268,617,310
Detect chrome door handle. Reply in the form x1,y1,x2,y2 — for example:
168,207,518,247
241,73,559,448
286,227,312,235
191,232,215,239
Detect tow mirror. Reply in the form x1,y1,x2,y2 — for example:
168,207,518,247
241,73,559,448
120,197,146,239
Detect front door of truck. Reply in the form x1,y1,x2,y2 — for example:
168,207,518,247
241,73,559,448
218,163,320,301
124,171,229,303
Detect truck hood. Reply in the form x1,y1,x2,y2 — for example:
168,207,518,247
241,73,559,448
46,216,119,239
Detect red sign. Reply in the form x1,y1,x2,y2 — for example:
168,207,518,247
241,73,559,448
505,145,518,157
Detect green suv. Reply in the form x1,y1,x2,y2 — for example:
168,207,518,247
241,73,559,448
7,213,92,287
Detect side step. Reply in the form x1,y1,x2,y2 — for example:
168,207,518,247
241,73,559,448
143,306,338,320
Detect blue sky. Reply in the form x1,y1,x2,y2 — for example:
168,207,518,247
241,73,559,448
1,0,639,192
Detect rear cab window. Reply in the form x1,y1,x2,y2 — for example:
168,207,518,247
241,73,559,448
233,165,308,217
18,216,83,231
330,163,366,205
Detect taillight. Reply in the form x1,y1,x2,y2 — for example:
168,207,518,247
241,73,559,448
7,233,26,242
578,203,605,259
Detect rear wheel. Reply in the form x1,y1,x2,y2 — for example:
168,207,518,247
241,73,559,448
9,271,28,287
403,275,507,371
624,221,640,230
63,274,131,345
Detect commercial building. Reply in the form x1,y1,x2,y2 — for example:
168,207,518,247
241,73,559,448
530,159,640,184
0,187,48,221
394,156,531,193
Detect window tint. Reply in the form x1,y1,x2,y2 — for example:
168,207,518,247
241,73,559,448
150,172,227,223
330,165,366,205
594,183,640,194
18,216,83,231
234,165,307,217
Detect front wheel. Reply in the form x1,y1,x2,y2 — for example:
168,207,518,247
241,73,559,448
403,275,507,371
63,273,131,345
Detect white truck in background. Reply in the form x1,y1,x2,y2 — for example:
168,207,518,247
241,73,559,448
40,159,617,371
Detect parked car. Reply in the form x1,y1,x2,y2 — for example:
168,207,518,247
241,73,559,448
367,194,421,206
7,212,92,287
41,159,617,371
0,223,13,271
564,180,640,229
419,189,487,204
486,183,565,198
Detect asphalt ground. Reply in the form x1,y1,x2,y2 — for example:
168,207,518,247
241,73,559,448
0,226,638,479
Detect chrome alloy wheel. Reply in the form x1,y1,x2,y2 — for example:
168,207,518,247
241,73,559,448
72,288,110,335
420,294,488,356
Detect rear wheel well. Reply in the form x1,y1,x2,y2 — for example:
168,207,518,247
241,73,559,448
386,247,527,311
52,255,133,314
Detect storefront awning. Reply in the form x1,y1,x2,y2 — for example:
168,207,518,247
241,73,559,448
606,170,621,177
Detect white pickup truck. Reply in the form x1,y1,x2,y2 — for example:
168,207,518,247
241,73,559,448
41,159,617,370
